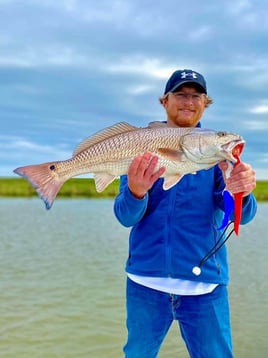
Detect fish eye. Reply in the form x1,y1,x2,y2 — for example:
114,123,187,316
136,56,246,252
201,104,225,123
217,131,227,137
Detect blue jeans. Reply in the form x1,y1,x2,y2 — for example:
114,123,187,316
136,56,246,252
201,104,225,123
124,278,234,358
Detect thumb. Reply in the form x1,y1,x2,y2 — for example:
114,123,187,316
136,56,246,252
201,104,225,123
218,161,228,172
219,161,233,182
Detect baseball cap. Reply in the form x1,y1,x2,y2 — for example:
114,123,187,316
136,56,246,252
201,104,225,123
164,69,207,94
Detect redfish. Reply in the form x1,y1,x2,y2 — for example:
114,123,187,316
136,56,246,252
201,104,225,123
14,121,244,209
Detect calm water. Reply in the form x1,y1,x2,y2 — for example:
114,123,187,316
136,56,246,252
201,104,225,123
0,199,267,358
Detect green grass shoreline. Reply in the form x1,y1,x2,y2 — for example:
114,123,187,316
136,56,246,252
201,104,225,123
0,178,119,199
0,177,267,201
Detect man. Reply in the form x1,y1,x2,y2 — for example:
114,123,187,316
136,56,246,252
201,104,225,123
113,69,257,358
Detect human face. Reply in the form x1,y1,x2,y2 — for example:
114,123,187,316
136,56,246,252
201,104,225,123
161,85,207,128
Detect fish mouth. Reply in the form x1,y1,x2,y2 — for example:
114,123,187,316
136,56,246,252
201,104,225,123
221,139,245,162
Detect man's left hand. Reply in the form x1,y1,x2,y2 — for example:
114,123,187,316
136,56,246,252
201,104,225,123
219,161,256,197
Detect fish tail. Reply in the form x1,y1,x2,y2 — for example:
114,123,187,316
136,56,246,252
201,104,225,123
14,162,66,209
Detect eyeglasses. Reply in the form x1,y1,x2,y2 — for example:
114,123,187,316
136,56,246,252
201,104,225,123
172,92,205,103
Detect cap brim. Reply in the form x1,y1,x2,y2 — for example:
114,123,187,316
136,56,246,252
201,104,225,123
170,81,207,94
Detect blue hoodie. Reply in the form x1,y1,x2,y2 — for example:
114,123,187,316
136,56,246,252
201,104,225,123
113,165,257,284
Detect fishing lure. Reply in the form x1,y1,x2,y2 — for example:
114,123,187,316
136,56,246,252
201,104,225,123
218,147,243,235
217,189,234,231
233,152,243,235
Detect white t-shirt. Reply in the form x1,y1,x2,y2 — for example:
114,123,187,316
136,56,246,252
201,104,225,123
127,273,218,296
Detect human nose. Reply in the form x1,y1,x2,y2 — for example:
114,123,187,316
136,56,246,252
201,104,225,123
183,94,194,102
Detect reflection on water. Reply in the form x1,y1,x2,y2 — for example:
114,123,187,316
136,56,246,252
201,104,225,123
0,199,267,357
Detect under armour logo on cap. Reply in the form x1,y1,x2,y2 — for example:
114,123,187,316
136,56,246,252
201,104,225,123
164,69,207,94
180,71,198,79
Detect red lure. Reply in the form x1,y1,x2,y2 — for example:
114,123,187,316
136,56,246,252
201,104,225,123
233,148,243,235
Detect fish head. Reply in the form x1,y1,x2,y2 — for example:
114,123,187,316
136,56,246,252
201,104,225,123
220,136,245,162
180,129,245,164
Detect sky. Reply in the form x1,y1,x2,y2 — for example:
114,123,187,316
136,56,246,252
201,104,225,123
1,0,268,179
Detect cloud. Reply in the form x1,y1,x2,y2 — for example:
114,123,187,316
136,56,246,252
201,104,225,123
188,26,213,41
1,135,71,161
1,135,71,176
225,0,252,16
1,0,268,178
0,46,90,68
250,105,268,114
245,121,268,131
255,168,268,180
107,56,175,79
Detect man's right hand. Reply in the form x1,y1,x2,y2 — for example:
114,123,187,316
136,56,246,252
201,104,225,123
127,152,165,199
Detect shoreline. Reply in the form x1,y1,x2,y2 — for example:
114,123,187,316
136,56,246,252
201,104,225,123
0,177,267,201
0,177,119,199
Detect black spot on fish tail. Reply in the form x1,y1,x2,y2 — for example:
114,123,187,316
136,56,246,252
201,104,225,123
49,165,56,170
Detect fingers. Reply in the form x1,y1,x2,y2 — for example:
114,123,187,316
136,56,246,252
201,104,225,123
128,153,165,199
218,161,228,171
129,152,163,178
129,152,155,177
218,161,232,181
223,162,256,196
128,153,151,176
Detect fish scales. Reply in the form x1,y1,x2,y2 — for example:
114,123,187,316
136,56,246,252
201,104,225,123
72,127,183,175
58,128,176,175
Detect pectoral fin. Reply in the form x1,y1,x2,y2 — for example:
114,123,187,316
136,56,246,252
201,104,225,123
94,173,117,192
163,174,184,190
157,148,186,162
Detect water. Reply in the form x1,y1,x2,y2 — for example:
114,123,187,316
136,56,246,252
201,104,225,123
0,199,267,358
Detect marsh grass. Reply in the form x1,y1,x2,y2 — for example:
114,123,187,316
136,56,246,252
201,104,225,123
252,180,268,202
0,178,267,201
0,178,119,198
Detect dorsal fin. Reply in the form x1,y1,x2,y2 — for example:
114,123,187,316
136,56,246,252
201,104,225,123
73,122,138,157
147,121,168,128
